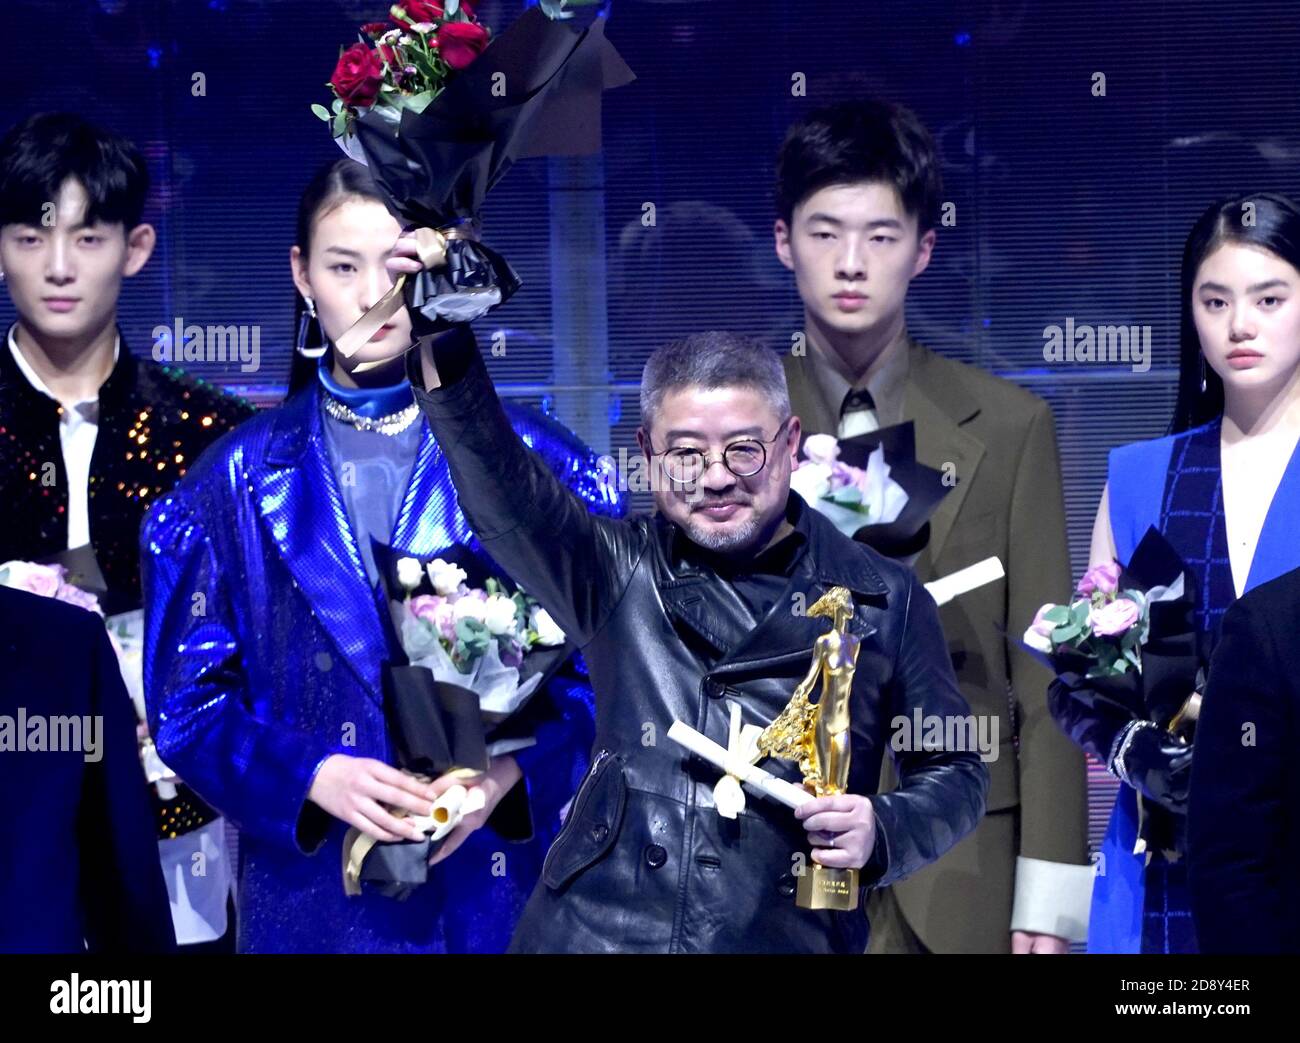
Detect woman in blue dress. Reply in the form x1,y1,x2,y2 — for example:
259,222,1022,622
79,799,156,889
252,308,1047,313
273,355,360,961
140,159,622,953
1052,191,1300,953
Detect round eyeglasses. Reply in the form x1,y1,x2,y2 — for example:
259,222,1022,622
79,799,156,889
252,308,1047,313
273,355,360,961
648,417,792,484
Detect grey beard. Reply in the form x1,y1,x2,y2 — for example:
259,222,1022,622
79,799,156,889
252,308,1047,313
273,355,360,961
682,511,763,553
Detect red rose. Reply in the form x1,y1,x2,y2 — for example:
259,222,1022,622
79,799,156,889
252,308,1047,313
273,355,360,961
391,1,445,26
435,20,489,70
360,21,389,37
330,43,384,108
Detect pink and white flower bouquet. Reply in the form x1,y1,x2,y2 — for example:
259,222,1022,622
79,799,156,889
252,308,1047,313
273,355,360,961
789,433,909,538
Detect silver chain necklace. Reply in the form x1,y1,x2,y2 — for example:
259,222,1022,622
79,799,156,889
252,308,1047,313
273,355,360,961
321,390,421,436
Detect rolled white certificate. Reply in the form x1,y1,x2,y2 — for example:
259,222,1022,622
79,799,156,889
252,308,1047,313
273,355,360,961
667,721,813,810
408,784,488,841
924,555,1005,606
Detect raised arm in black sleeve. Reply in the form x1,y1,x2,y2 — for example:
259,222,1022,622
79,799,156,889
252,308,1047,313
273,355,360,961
406,326,644,647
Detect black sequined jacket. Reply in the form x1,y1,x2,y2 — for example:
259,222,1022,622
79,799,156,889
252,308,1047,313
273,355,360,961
0,332,256,613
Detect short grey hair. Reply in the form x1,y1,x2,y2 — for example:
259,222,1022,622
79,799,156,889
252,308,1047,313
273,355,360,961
640,331,790,431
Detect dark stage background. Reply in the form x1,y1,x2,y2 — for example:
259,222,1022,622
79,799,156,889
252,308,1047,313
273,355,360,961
3,0,1299,870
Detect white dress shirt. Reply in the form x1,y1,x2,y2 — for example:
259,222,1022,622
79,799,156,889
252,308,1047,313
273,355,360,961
805,332,911,438
7,325,118,551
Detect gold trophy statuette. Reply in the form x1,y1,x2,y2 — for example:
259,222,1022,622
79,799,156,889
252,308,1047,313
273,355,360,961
755,586,862,911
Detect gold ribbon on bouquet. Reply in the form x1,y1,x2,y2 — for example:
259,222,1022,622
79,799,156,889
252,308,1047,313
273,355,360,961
340,767,483,896
332,225,461,366
342,817,414,897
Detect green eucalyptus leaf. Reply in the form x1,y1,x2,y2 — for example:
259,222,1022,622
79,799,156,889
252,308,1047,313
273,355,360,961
453,617,490,658
456,616,485,638
404,91,431,114
451,640,474,672
311,103,332,122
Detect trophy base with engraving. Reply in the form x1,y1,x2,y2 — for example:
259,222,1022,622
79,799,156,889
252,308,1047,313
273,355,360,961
797,864,859,911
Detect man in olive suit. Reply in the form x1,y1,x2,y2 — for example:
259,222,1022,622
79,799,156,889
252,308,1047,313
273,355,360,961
774,99,1092,953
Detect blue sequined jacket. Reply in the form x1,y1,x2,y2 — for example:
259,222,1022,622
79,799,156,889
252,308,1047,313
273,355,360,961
139,382,623,953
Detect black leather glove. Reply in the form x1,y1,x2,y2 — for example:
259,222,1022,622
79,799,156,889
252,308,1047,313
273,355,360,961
1049,672,1194,815
1112,721,1193,814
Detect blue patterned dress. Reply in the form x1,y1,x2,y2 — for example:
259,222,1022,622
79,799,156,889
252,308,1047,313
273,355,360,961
1097,416,1300,952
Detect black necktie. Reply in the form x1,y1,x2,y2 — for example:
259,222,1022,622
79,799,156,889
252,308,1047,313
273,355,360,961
840,387,876,416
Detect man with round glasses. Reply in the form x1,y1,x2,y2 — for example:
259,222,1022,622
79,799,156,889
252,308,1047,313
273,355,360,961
645,415,792,543
653,419,788,483
395,306,988,953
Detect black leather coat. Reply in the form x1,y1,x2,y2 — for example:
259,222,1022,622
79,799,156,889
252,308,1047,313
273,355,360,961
409,330,988,953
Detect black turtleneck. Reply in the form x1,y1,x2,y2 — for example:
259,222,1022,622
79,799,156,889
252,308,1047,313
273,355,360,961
678,492,811,623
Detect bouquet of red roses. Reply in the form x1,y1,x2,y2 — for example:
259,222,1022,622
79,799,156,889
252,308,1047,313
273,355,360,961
313,1,633,367
316,2,495,147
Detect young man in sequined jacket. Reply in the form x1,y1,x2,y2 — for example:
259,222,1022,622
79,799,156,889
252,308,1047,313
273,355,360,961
0,112,254,950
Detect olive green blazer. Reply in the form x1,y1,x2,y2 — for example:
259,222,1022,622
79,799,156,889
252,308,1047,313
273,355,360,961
784,339,1089,953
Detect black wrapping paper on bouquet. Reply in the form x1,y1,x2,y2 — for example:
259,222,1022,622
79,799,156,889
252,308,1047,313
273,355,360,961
376,539,577,840
808,422,952,559
1032,527,1202,747
347,541,576,897
350,665,489,899
1043,647,1147,720
384,666,489,780
349,5,635,326
37,542,111,609
1118,525,1203,728
340,542,485,898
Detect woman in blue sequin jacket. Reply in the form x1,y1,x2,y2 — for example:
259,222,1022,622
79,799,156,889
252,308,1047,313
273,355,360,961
139,159,623,953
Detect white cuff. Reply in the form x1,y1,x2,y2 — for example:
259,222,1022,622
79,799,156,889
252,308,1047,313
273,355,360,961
158,818,233,945
1009,855,1094,943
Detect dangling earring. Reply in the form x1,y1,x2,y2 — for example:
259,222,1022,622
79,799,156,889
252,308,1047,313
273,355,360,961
1199,353,1207,393
296,295,327,359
